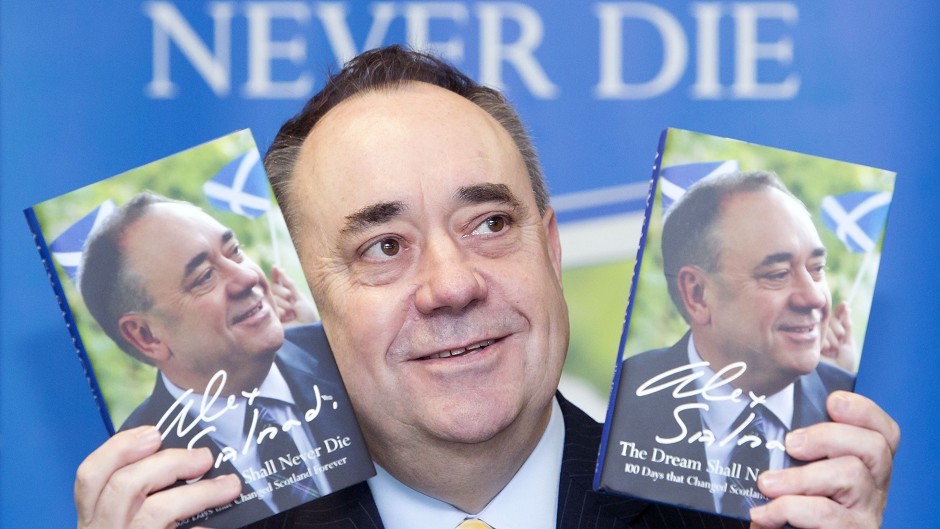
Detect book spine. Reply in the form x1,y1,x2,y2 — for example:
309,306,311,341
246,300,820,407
23,208,116,435
594,128,669,490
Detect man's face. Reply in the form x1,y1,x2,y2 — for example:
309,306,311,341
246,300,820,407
288,83,568,456
700,188,831,395
121,203,284,391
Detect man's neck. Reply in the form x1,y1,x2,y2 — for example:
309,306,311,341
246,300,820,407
366,398,554,513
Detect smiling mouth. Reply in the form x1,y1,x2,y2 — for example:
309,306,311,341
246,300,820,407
778,323,817,334
419,339,496,361
232,300,264,325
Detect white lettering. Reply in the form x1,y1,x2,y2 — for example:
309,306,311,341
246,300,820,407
315,2,396,66
244,2,313,98
144,1,233,98
594,2,687,99
732,2,800,99
690,2,722,99
140,1,799,101
403,2,469,62
477,3,558,98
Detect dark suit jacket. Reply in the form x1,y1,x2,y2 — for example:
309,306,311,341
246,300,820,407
243,393,748,529
122,324,371,529
598,333,855,518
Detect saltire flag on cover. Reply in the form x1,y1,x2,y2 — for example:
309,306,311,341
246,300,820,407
203,148,271,218
660,160,738,210
820,191,892,253
49,200,116,283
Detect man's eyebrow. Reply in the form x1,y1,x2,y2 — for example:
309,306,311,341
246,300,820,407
454,183,526,214
759,246,827,267
183,229,234,279
183,251,209,279
342,201,407,236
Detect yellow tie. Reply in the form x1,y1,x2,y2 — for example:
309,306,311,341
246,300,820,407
455,519,493,529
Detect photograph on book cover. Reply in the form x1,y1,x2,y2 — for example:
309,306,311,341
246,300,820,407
595,128,895,520
24,130,373,528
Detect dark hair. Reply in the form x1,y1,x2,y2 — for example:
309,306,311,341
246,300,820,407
265,45,548,236
662,170,796,321
78,192,177,364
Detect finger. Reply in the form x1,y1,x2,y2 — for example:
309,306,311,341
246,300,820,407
270,282,295,304
820,335,836,358
828,316,846,341
839,306,853,334
758,456,877,509
270,265,284,284
131,474,241,529
827,392,900,456
785,421,893,491
750,495,854,529
75,426,162,524
274,267,300,294
92,447,216,528
279,308,297,323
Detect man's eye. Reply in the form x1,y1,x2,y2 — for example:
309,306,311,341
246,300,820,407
809,263,827,279
190,268,215,290
379,239,400,256
473,215,509,235
362,237,402,260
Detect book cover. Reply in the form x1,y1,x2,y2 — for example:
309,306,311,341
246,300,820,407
594,128,895,520
24,130,375,528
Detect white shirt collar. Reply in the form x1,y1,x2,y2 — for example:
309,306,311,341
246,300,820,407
369,396,565,529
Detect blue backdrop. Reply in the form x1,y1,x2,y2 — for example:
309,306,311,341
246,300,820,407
2,1,937,526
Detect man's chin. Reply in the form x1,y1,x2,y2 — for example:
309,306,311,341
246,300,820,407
427,415,516,446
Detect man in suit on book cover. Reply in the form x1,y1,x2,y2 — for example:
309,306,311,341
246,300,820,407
603,171,861,518
73,47,899,529
77,192,370,526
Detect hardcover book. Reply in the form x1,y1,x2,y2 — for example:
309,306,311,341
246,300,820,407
594,128,895,521
24,130,375,528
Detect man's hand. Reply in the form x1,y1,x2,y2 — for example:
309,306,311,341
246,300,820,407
75,426,241,529
749,392,900,529
270,265,319,325
821,302,857,372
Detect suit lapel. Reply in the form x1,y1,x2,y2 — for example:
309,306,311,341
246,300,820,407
792,369,831,429
556,393,651,528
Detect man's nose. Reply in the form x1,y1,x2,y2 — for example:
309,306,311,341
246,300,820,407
789,268,828,311
225,259,260,297
414,235,487,314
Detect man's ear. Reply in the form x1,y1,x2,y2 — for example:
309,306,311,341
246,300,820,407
542,207,563,282
118,314,170,363
677,266,711,326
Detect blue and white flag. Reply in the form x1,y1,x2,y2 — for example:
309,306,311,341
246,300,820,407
50,200,116,283
203,149,271,218
821,191,891,253
660,160,739,211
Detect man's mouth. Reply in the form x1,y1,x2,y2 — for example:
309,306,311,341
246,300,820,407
419,339,496,361
231,300,264,325
778,322,818,334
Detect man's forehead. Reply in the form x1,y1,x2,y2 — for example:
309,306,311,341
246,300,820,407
121,203,227,265
716,188,823,260
289,82,532,231
135,202,222,234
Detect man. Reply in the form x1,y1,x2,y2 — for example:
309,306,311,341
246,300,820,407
74,47,898,529
78,192,370,526
601,171,860,518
